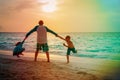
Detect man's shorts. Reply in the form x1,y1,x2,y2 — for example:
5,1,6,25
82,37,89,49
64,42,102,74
36,43,49,52
67,48,77,55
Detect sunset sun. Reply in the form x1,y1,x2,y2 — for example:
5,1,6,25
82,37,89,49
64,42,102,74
42,4,56,12
38,0,57,13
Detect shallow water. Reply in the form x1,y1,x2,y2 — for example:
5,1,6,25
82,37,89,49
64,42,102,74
0,32,120,60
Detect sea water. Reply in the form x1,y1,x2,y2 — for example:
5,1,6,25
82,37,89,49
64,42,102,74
0,32,120,60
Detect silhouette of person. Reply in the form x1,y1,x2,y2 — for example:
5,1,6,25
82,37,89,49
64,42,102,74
25,20,58,62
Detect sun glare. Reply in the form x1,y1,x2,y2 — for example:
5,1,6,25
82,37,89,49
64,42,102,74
38,0,57,13
37,0,49,3
42,5,56,12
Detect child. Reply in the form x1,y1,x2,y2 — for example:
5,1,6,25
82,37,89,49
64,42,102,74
13,38,26,58
58,35,77,63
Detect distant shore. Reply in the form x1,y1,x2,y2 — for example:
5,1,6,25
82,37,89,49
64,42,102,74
0,50,120,80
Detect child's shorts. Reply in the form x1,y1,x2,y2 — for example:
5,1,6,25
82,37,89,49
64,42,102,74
67,48,77,55
36,43,49,52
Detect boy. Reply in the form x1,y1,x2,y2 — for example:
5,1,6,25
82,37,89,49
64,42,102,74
13,39,25,58
58,35,77,63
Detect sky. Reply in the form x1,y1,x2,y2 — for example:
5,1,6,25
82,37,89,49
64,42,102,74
0,0,120,32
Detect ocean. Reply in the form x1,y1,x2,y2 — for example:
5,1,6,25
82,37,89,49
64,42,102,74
0,32,120,60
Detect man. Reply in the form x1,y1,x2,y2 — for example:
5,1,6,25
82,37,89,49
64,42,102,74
25,20,58,62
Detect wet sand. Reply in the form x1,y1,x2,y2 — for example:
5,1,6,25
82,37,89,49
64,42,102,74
0,50,120,80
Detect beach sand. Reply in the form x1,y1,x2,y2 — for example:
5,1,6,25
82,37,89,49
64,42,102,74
0,50,120,80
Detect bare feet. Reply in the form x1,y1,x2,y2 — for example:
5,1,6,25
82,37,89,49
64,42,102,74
20,53,24,55
47,60,50,62
17,55,20,58
67,61,69,64
34,59,37,62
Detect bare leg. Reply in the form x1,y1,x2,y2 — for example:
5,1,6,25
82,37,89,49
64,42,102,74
34,49,39,61
20,53,24,55
19,48,25,56
46,51,50,62
66,55,69,63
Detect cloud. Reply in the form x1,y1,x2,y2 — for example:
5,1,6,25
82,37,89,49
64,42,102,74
0,0,16,15
14,0,38,11
0,0,44,16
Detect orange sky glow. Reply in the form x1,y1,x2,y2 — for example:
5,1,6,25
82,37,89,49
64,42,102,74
0,0,120,32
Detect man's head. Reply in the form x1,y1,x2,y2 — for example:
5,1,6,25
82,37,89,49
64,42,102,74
38,20,44,25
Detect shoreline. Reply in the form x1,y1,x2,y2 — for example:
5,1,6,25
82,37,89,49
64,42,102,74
1,49,120,61
0,50,120,80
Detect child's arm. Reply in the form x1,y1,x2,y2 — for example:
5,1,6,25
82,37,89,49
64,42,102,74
57,35,65,41
21,37,27,44
63,43,68,47
57,35,69,47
